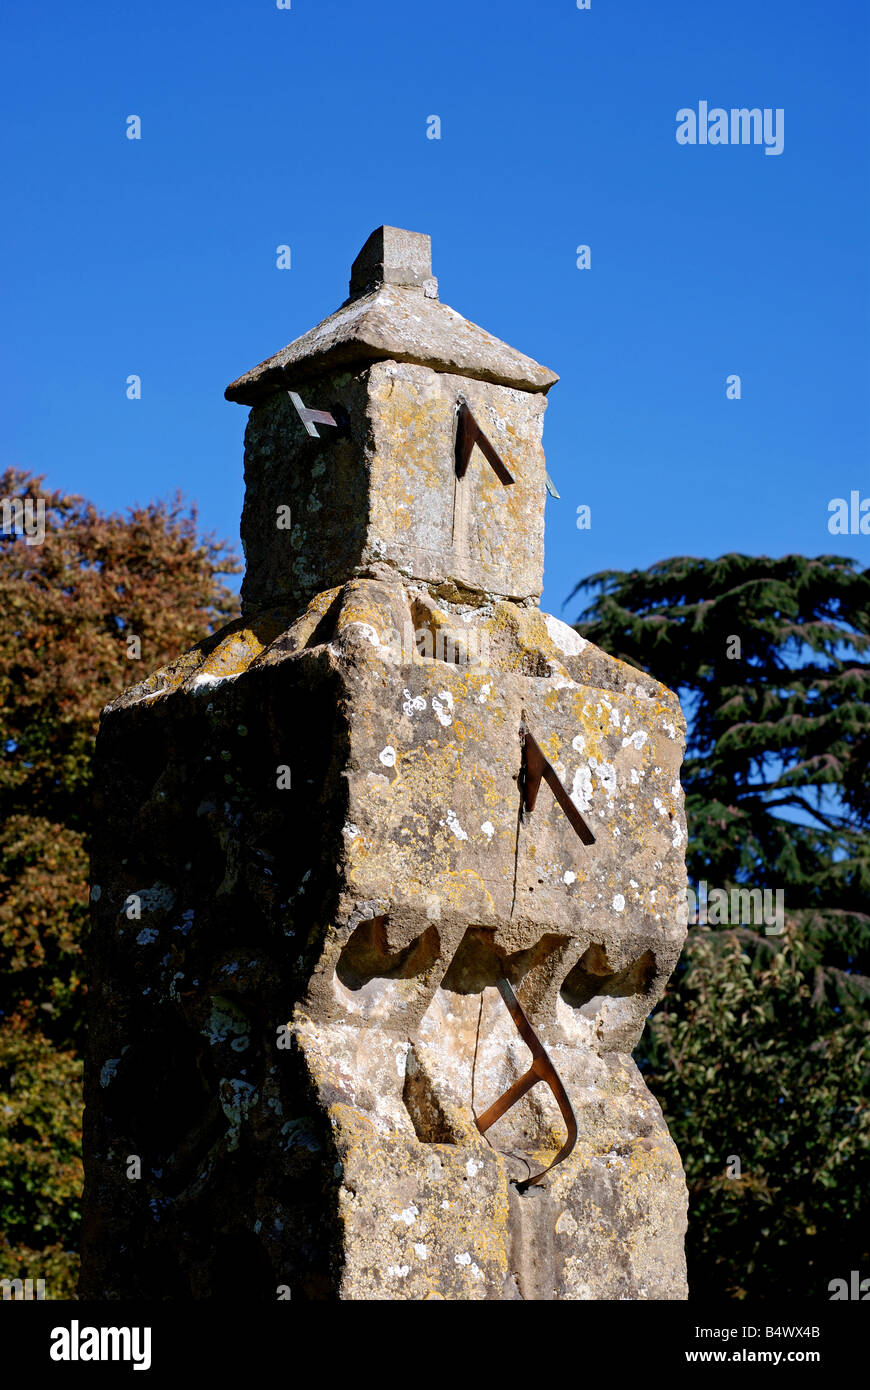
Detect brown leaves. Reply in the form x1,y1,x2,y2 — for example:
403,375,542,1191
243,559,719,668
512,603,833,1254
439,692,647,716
0,468,241,819
0,470,241,1263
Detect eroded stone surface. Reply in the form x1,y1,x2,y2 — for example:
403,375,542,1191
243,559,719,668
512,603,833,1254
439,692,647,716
82,579,688,1299
239,363,548,613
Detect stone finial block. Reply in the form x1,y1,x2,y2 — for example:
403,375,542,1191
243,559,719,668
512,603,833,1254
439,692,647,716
349,225,435,298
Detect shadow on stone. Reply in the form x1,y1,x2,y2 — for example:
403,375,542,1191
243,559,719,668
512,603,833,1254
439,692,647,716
560,945,656,1013
335,917,441,991
440,926,564,995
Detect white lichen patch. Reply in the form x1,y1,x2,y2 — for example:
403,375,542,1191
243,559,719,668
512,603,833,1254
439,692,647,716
622,730,648,751
543,613,587,655
590,758,617,798
219,1079,258,1152
174,908,194,935
571,765,593,811
378,746,397,767
203,996,251,1050
391,1205,420,1226
481,821,495,841
100,1057,121,1088
132,883,176,915
444,809,468,841
613,894,626,912
192,671,241,689
402,689,427,717
432,690,454,727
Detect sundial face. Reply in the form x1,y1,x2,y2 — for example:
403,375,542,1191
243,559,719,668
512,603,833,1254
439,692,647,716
238,364,549,613
454,396,515,485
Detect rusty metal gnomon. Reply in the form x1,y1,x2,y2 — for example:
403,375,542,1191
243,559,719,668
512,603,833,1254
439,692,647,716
454,397,515,486
521,725,595,846
475,977,578,1190
470,725,594,1186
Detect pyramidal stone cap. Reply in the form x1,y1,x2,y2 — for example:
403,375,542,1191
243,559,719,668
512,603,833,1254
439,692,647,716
225,226,558,405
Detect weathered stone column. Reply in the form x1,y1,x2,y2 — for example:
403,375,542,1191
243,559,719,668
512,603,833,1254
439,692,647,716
81,227,689,1300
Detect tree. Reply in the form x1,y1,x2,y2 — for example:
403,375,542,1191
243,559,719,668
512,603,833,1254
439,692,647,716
0,468,240,1295
570,553,870,1298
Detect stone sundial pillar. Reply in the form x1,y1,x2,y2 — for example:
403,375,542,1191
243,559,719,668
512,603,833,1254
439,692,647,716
81,226,689,1301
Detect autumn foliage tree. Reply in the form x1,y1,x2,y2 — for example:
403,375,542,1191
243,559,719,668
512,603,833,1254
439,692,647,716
0,468,240,1295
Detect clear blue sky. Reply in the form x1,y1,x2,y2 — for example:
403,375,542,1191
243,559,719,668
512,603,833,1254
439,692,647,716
2,0,868,616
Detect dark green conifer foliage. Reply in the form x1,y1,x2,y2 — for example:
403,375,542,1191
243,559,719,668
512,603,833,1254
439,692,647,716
571,554,870,1298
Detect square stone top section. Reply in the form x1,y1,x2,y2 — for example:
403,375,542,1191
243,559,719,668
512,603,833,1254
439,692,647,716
225,226,558,406
238,361,549,612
